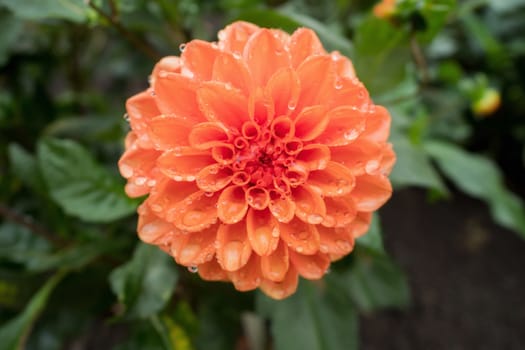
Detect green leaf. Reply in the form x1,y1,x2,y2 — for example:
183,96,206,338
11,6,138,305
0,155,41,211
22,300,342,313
353,16,411,98
109,243,178,319
37,138,138,223
0,270,66,350
257,280,358,350
425,141,525,238
390,136,448,193
0,10,22,65
8,143,46,192
0,0,88,22
418,0,457,42
0,223,52,268
330,250,410,313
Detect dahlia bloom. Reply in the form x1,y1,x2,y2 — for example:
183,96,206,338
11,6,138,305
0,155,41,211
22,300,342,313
373,0,397,20
119,21,395,299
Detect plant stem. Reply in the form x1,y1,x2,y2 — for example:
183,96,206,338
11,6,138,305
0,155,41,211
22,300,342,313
0,203,64,246
410,34,429,84
87,1,161,61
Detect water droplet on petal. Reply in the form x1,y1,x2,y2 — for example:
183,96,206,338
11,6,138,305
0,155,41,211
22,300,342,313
334,77,343,90
287,101,296,111
122,113,130,122
120,164,134,178
344,129,359,141
271,226,280,238
134,177,147,186
233,52,242,60
307,214,323,224
296,246,304,253
179,43,186,52
335,239,352,251
188,265,198,273
204,191,214,197
147,179,157,187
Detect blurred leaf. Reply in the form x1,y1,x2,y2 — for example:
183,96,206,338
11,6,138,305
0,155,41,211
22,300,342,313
425,141,525,238
109,243,178,319
0,10,22,65
150,313,195,350
43,116,122,141
417,0,457,42
0,270,66,350
353,16,411,98
112,320,165,350
355,213,384,253
0,223,51,268
390,136,449,193
257,281,358,350
0,0,88,22
235,9,302,34
37,138,138,223
8,143,46,192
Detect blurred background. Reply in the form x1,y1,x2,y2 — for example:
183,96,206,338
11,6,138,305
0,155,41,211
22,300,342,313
0,0,524,349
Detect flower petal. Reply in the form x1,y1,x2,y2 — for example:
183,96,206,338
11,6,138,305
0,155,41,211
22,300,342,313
197,81,249,131
246,208,279,256
181,40,221,81
217,185,249,224
146,177,200,220
350,211,373,238
216,222,253,271
295,55,336,112
292,185,326,225
268,192,296,223
307,161,356,197
322,195,357,228
126,91,160,147
330,51,355,79
246,186,270,210
317,225,355,256
219,21,260,54
330,139,383,176
212,51,253,95
294,105,330,141
260,265,299,300
295,144,330,171
148,115,193,150
280,217,320,255
196,164,233,193
265,67,300,118
352,174,392,212
198,257,229,281
289,251,330,280
228,255,261,291
137,204,178,245
158,148,215,181
380,143,396,175
188,122,230,150
288,28,325,68
315,106,367,146
153,73,204,122
260,239,289,282
243,29,291,88
360,105,392,143
172,224,217,265
172,191,219,232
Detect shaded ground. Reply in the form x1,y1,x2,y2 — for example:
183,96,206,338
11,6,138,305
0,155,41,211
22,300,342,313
361,189,525,350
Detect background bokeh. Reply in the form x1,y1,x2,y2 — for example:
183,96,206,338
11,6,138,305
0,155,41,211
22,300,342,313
1,0,524,349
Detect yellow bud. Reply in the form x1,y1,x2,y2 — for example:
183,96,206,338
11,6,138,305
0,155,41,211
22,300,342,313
472,88,501,117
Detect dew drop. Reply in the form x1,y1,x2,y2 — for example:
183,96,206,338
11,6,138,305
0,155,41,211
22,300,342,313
365,160,380,174
120,164,134,178
204,191,214,197
296,246,304,253
233,52,242,60
134,177,147,186
188,265,198,273
218,30,226,41
287,101,296,111
307,214,323,224
271,226,280,238
179,43,186,52
122,113,130,122
147,179,157,187
150,90,156,96
334,77,343,90
343,129,359,141
335,239,352,252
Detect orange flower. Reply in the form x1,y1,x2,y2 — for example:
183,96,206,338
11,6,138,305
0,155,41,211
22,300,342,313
119,21,395,299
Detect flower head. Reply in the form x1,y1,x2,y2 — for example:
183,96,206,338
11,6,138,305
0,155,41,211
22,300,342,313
119,21,395,299
373,0,398,20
